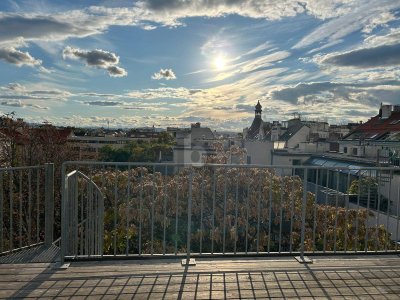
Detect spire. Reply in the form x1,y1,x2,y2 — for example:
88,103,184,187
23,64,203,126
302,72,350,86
255,100,262,118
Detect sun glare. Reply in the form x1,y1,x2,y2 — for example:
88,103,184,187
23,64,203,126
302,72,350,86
214,55,226,70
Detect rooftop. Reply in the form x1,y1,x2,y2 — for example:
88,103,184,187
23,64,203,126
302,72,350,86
1,255,400,299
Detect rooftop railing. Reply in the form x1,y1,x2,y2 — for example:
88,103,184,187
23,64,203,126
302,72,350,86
60,162,400,264
0,164,54,255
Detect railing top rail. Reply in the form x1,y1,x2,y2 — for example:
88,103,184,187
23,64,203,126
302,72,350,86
66,169,103,196
62,161,400,171
0,164,48,172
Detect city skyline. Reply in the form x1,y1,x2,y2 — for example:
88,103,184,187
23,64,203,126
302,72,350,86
0,0,399,130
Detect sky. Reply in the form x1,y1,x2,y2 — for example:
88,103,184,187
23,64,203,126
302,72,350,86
0,0,399,131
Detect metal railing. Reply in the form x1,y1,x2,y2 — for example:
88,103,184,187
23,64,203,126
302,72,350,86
61,170,104,264
61,162,400,262
0,164,54,255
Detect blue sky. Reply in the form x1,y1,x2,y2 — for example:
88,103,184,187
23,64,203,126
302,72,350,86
0,0,399,130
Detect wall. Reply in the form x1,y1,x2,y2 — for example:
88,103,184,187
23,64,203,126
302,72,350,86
286,126,310,149
244,140,273,165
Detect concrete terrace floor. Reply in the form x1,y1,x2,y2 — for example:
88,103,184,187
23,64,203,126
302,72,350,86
1,255,400,299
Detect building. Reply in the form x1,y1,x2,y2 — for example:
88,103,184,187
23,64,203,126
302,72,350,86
173,122,216,165
242,101,274,164
243,101,271,140
68,128,163,160
339,104,400,165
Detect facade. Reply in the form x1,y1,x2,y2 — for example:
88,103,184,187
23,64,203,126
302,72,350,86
339,104,400,166
173,122,216,165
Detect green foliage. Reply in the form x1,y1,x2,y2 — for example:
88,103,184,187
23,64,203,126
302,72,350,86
99,134,173,162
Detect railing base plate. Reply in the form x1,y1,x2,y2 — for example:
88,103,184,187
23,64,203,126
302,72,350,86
295,256,313,264
56,263,70,269
181,258,196,266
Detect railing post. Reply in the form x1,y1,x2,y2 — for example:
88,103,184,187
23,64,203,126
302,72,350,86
60,163,67,267
296,168,312,263
44,163,54,247
182,168,195,266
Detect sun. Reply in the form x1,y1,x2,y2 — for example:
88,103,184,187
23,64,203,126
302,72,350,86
214,55,226,70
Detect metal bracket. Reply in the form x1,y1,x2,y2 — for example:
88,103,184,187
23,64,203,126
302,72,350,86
181,258,196,266
55,262,70,270
295,256,313,264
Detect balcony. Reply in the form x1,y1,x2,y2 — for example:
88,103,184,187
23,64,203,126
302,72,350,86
1,162,400,298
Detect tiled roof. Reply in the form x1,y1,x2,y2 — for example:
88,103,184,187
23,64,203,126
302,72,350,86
279,123,306,141
343,111,400,141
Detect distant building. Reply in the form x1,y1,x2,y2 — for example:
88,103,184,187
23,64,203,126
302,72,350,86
243,101,271,140
339,104,400,165
68,128,162,160
173,122,216,165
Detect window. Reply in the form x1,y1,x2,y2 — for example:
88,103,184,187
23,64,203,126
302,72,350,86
343,147,347,153
352,148,358,155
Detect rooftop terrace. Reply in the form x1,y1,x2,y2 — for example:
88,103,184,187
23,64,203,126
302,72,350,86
1,255,400,299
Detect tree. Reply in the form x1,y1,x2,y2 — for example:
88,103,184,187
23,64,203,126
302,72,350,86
85,142,393,255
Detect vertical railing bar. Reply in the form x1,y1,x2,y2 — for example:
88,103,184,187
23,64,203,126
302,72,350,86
333,171,339,254
289,174,295,253
72,172,77,257
89,165,94,256
139,168,143,256
355,170,361,252
126,165,131,256
375,170,382,252
245,169,250,254
267,171,272,253
364,173,371,252
97,179,104,257
396,183,400,252
385,169,392,252
300,169,308,260
28,169,32,247
200,176,204,255
9,170,13,251
89,173,94,256
0,172,3,252
234,171,239,255
162,165,167,256
19,170,23,248
151,165,155,256
256,169,262,254
101,164,106,258
60,163,67,265
278,170,283,254
186,169,193,263
211,168,216,254
174,172,178,255
222,167,227,254
344,171,350,253
36,168,40,244
80,171,84,256
74,171,79,257
323,170,330,253
44,163,54,247
85,177,89,256
312,169,319,253
113,164,118,256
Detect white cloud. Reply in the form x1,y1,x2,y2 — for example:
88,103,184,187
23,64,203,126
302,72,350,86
293,0,400,49
0,47,42,67
151,68,176,80
63,46,127,77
